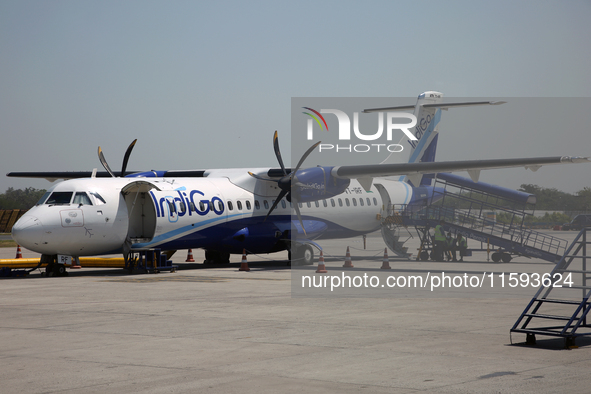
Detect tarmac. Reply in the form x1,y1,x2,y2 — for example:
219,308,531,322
1,230,591,393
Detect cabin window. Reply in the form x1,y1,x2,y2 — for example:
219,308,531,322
330,199,335,207
281,200,286,209
323,199,327,207
91,192,106,205
264,200,269,209
315,201,319,208
298,202,303,208
246,201,252,210
199,201,206,211
359,198,364,206
228,201,234,211
352,198,357,207
255,200,260,209
345,198,350,207
216,200,223,211
46,192,73,205
366,197,371,206
168,200,177,213
306,202,311,208
373,197,378,206
237,201,243,210
36,192,51,206
338,198,343,207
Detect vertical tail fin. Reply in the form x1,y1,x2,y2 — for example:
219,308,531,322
406,91,443,165
377,91,443,186
405,91,443,186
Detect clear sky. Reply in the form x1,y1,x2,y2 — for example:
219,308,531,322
1,0,590,193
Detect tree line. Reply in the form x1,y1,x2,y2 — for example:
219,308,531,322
0,187,47,210
518,184,591,212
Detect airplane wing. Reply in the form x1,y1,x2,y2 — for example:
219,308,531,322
5,171,139,181
5,169,267,181
7,157,589,184
331,156,590,184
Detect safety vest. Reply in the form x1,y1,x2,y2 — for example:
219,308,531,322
458,237,467,248
434,225,446,241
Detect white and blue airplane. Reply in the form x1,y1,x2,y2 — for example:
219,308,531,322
8,92,589,273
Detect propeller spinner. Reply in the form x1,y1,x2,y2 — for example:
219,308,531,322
249,131,320,235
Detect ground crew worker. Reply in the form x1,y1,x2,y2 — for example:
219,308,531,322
454,233,468,262
446,232,456,261
433,220,446,261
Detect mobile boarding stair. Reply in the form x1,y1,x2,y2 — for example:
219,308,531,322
510,227,591,347
381,210,414,258
390,173,568,263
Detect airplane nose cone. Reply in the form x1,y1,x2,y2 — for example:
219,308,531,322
11,215,43,250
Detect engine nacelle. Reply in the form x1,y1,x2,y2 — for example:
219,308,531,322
292,166,350,203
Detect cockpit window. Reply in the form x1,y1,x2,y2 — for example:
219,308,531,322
36,192,51,206
45,192,73,205
90,192,106,205
73,192,93,206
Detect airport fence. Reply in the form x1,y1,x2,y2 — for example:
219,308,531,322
0,209,26,233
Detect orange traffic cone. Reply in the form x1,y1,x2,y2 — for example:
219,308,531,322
71,256,82,269
15,245,22,259
185,249,195,262
239,249,250,271
380,248,391,269
342,246,354,268
316,250,328,273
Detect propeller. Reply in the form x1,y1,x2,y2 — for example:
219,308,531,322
98,139,138,177
249,131,320,235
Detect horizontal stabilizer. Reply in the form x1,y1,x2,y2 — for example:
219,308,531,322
362,100,505,113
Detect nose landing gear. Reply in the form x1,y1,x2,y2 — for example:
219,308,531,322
40,254,68,277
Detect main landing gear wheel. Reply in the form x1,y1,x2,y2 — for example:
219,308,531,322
491,252,512,263
291,245,314,266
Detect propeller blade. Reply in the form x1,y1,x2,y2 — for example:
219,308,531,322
292,199,306,236
98,147,116,178
293,141,321,174
248,171,276,182
264,189,289,221
264,131,319,234
121,139,137,177
273,130,287,176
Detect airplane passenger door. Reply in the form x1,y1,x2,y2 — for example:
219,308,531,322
121,181,160,242
374,183,391,217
